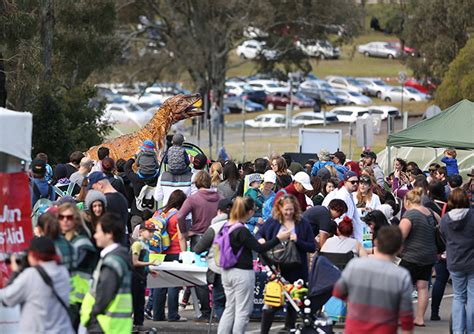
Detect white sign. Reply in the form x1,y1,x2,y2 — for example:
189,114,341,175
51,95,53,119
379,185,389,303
298,128,342,154
356,116,374,147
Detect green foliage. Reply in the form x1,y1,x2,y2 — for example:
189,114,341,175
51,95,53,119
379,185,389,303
435,38,474,109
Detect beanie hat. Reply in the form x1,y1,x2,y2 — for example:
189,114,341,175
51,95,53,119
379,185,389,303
85,189,107,212
193,153,208,170
54,163,68,180
28,236,59,263
319,149,330,162
31,159,47,175
140,140,156,152
248,173,263,185
172,133,185,146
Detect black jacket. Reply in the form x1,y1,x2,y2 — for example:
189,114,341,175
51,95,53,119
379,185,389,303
124,158,159,216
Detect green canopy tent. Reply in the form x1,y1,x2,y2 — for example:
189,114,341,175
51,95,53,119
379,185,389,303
387,99,474,149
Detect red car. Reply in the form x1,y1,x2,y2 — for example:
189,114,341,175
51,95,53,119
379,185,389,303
388,41,418,57
404,79,437,94
265,92,315,111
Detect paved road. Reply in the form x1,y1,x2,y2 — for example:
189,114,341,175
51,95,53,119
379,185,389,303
144,285,453,333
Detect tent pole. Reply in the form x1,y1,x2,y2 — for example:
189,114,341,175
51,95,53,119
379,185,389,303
387,146,392,174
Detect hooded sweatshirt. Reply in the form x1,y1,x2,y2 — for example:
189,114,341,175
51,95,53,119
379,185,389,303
440,208,474,273
178,188,223,236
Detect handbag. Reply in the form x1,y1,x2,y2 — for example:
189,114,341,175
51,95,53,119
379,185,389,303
429,210,446,254
266,240,301,267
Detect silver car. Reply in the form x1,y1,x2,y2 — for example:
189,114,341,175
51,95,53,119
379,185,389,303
357,42,400,59
356,78,392,98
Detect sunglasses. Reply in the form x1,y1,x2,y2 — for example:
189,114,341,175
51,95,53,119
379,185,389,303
59,214,74,221
348,180,359,185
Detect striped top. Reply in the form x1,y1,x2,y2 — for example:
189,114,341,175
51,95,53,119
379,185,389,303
401,209,437,265
333,257,414,334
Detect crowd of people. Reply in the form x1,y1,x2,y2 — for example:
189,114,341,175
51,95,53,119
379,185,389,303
0,136,473,334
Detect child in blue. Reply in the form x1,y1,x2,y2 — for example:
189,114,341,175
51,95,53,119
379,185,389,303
244,173,264,233
441,148,459,176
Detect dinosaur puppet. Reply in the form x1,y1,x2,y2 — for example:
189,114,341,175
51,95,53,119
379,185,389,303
86,93,203,161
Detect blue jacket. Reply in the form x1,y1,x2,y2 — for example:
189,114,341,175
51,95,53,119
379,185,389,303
441,156,459,176
256,218,316,282
311,161,332,176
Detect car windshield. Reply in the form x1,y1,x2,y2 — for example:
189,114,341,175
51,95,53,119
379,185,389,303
406,87,420,94
128,104,141,112
319,41,331,47
348,91,363,97
347,79,363,86
320,90,335,98
266,83,279,88
294,93,308,99
373,80,386,86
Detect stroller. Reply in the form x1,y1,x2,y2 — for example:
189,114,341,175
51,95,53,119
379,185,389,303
263,254,341,334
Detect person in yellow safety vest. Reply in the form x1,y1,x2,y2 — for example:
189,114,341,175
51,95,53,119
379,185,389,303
58,203,99,330
81,212,133,334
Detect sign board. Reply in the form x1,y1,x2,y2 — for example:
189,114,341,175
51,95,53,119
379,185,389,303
299,128,342,154
398,71,407,83
356,116,374,147
0,172,34,254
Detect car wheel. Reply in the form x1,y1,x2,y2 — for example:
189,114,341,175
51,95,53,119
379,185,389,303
267,103,275,112
387,54,394,60
384,97,391,102
376,91,382,99
319,54,326,60
409,98,415,102
364,51,370,57
350,102,355,105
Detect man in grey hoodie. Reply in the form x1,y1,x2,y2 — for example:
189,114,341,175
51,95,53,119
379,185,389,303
440,188,474,334
0,237,74,334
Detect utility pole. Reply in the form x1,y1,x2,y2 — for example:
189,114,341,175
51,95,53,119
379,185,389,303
40,0,54,81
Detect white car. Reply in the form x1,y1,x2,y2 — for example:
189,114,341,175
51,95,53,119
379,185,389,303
381,86,428,102
357,42,400,59
236,40,277,60
291,111,339,126
355,78,392,98
368,105,400,120
245,113,286,128
331,89,373,105
104,103,152,127
296,40,340,59
329,106,370,123
326,76,367,94
299,79,332,91
225,81,255,96
247,79,289,94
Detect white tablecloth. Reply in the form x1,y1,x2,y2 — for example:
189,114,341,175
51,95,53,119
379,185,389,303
147,262,207,288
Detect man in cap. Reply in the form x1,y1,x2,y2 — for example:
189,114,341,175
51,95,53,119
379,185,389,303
88,171,129,245
0,237,74,333
361,150,385,187
322,171,365,242
69,157,94,187
274,171,313,212
31,158,55,207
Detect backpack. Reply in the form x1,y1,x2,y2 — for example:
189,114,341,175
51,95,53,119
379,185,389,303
135,184,157,212
212,221,244,269
271,188,288,207
264,280,284,307
148,209,177,253
31,183,54,227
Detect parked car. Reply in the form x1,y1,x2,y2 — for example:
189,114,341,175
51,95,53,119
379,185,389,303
225,81,254,96
300,89,349,106
299,79,333,91
329,106,370,123
291,111,339,126
404,79,437,94
104,103,151,127
356,78,393,98
357,42,400,59
331,89,373,105
247,79,289,94
381,86,429,102
236,40,277,60
368,105,400,120
388,41,418,57
296,39,340,59
326,76,367,94
245,113,286,128
224,95,264,114
265,92,315,111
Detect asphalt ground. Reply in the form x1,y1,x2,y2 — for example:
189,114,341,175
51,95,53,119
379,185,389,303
143,285,454,333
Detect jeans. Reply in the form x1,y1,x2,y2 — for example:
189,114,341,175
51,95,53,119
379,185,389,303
431,260,450,316
153,254,181,321
450,271,474,334
212,274,226,320
191,235,211,318
218,268,255,334
132,274,146,325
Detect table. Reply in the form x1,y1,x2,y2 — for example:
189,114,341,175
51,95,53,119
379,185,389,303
147,262,207,288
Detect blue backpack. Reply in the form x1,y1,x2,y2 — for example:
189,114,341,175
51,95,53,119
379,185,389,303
148,209,178,253
213,222,244,269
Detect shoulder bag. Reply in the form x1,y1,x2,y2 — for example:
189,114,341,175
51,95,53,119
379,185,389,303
266,240,301,267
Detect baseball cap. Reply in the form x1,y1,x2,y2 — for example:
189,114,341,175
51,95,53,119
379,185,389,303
193,153,208,170
31,159,47,175
140,220,156,231
344,171,358,181
87,171,107,190
263,170,277,184
361,150,377,160
218,198,233,213
248,173,263,185
294,172,313,191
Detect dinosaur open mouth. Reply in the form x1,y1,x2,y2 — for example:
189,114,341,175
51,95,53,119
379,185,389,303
185,98,204,116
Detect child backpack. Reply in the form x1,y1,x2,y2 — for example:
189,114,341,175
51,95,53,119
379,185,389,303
136,184,157,212
148,209,177,253
212,222,244,269
264,280,284,307
31,183,54,227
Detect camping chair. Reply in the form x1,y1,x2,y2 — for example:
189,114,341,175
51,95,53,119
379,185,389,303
318,251,354,271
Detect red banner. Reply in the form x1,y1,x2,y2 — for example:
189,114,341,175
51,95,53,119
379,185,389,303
0,172,34,253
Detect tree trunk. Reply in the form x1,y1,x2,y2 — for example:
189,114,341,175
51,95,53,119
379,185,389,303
0,52,6,108
40,0,54,81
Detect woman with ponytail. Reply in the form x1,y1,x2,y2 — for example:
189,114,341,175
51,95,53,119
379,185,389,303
210,161,223,188
218,197,291,334
399,187,439,327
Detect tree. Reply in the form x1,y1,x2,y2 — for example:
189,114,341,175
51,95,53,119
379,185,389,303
403,0,474,81
435,38,474,109
1,0,118,163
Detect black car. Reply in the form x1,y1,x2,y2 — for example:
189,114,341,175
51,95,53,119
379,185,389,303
300,88,348,106
244,89,267,105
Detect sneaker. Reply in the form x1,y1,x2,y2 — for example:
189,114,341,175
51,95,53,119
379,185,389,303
194,315,210,323
133,325,150,332
430,314,441,321
144,308,153,320
168,317,188,322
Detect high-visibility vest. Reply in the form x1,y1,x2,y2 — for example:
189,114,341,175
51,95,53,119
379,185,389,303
80,252,132,334
70,235,95,304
